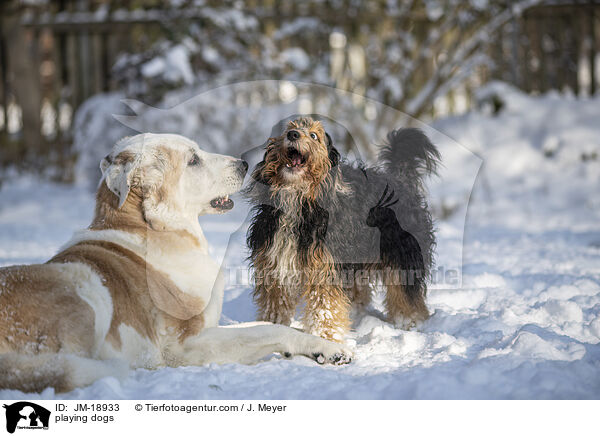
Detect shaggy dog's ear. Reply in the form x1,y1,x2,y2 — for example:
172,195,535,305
100,152,139,209
325,133,340,167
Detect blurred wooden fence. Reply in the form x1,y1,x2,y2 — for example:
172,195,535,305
0,0,599,177
492,2,598,96
0,0,172,175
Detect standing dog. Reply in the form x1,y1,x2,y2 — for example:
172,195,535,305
246,118,439,341
0,133,351,393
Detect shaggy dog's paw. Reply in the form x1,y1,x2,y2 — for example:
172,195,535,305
392,314,428,331
394,317,417,330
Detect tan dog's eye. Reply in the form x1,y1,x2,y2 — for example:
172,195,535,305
188,154,201,166
310,132,318,141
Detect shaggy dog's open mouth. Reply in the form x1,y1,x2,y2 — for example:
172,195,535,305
285,147,307,171
210,195,234,211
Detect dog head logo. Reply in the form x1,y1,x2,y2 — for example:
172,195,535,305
2,402,50,433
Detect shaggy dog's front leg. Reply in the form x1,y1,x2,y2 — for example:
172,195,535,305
302,283,350,342
252,275,298,326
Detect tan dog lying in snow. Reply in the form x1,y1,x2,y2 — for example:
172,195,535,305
0,133,351,393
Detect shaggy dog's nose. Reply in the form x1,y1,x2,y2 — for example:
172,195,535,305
287,130,300,141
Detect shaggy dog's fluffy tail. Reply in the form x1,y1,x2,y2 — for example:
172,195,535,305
0,353,129,393
379,128,440,178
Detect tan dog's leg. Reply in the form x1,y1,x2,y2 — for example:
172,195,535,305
178,323,352,365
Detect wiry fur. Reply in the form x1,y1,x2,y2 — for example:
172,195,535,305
246,118,439,340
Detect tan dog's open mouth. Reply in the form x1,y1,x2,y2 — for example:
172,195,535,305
210,195,234,211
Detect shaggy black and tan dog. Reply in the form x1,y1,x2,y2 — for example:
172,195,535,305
245,117,439,341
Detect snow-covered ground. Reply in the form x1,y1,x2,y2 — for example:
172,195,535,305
1,84,599,399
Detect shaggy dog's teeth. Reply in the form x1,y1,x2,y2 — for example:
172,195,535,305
286,164,291,167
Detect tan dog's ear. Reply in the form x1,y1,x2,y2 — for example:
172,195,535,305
100,152,138,208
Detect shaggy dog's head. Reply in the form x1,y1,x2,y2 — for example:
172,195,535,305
97,133,248,232
253,117,341,201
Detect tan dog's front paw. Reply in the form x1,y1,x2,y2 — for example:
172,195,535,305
292,334,353,365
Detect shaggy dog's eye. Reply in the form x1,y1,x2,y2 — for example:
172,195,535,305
188,154,201,166
310,132,318,141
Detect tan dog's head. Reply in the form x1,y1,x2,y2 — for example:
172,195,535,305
255,117,340,200
99,133,248,226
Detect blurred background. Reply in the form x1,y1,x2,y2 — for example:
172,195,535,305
0,0,598,184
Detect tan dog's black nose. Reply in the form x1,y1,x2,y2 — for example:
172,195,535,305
287,130,300,141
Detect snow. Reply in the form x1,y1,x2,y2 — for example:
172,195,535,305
273,18,321,40
279,48,311,71
141,44,195,85
1,84,599,399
